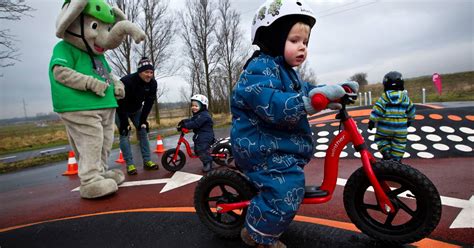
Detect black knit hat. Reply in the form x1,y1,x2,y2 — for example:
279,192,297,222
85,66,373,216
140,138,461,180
258,15,314,57
137,57,154,73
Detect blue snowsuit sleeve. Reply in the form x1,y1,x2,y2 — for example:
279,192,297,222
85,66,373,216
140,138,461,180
233,57,307,126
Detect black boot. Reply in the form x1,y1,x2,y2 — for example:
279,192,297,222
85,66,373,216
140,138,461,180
382,151,392,161
202,162,212,173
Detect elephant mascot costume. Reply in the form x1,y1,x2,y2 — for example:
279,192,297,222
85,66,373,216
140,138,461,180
48,0,145,199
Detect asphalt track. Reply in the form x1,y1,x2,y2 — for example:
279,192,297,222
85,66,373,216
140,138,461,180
0,103,473,248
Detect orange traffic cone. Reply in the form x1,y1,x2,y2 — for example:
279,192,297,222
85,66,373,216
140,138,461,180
115,150,125,164
62,150,78,176
154,135,165,153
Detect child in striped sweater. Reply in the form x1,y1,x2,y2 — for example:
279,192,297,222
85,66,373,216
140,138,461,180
368,71,416,161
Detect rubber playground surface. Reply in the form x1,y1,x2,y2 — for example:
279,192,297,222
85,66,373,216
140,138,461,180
0,103,473,247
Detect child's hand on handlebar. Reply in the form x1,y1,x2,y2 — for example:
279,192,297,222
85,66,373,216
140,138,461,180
306,81,359,111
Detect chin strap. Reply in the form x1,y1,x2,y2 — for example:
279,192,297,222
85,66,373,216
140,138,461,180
65,14,97,69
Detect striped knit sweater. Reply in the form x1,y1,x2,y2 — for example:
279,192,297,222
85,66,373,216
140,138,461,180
369,90,416,132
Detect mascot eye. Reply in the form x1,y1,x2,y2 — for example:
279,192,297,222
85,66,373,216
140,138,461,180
108,26,112,32
90,22,98,30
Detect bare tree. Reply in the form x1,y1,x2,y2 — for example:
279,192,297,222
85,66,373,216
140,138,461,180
296,62,318,85
215,0,246,113
349,72,368,86
106,0,141,76
179,0,219,112
138,0,176,123
0,0,34,68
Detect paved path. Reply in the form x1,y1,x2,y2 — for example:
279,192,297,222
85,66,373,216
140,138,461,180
0,103,472,247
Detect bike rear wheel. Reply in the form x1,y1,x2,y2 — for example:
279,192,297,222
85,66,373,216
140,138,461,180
343,160,442,244
161,148,186,172
194,169,256,238
211,142,234,167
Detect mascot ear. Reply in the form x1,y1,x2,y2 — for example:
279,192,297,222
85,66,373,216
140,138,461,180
112,6,127,22
56,0,88,39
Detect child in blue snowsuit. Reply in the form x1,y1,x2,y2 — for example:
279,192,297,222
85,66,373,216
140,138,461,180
368,71,415,161
231,1,359,247
179,94,215,172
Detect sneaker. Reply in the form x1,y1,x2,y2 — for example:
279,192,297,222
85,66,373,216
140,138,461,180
126,164,137,175
144,161,158,170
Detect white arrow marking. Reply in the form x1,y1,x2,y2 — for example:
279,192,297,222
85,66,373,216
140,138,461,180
336,178,474,229
71,171,202,193
160,171,203,193
448,195,474,229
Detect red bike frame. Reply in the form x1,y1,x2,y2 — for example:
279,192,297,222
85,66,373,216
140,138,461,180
215,104,395,215
171,128,227,162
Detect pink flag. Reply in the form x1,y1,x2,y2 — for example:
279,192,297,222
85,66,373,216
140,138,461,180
432,73,442,95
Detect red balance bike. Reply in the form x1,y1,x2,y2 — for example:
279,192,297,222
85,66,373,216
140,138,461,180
161,127,234,172
194,93,442,245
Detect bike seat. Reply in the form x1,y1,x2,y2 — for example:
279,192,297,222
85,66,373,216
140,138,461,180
304,185,329,198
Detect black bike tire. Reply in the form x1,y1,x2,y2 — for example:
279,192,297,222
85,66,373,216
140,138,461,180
211,142,234,167
343,160,442,244
161,148,186,172
194,169,256,238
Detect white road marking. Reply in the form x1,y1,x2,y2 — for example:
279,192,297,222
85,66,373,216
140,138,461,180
71,171,203,194
0,156,16,161
40,147,66,154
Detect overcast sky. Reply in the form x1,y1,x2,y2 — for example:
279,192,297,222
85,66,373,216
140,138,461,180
0,0,472,119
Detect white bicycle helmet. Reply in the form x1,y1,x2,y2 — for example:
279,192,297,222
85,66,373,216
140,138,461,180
191,94,209,108
251,0,316,46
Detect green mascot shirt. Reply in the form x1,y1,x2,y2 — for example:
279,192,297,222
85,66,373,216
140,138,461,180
49,41,118,112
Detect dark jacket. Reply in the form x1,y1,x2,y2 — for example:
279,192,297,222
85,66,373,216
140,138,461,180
117,72,157,124
181,109,215,148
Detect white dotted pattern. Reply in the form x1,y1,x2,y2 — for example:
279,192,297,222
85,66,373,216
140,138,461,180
370,143,378,150
460,127,474,134
447,135,463,142
311,116,473,159
407,134,421,142
455,144,472,152
316,138,329,143
417,152,434,159
412,143,427,151
426,134,442,142
318,131,329,137
439,126,455,133
316,144,328,151
433,143,449,151
314,152,326,158
421,126,436,133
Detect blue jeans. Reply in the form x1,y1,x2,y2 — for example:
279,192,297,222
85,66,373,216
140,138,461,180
115,109,151,166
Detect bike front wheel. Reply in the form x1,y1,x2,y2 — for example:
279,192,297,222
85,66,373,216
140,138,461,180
194,169,256,238
161,148,186,172
343,160,442,244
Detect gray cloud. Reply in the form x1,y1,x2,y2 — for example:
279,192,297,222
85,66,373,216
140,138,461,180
0,0,472,118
